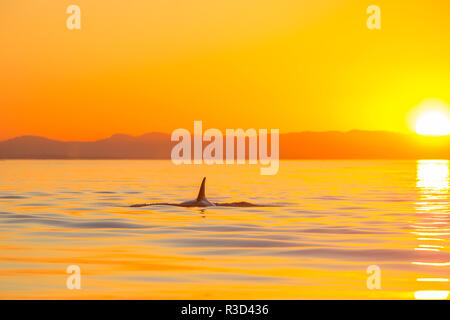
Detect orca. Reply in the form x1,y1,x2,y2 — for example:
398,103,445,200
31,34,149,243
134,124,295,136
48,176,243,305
130,177,271,208
178,177,215,207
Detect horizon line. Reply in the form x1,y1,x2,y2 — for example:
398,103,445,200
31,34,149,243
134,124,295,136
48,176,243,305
0,129,424,143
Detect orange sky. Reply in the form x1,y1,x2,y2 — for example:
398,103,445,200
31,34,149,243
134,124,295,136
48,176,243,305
1,0,450,141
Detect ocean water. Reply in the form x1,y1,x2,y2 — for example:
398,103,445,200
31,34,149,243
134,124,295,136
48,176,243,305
0,160,448,299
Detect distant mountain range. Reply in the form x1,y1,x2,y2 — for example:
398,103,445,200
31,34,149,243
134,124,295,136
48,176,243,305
0,131,449,159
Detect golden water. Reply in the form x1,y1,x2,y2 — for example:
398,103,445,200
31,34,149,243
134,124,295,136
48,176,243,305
0,160,448,299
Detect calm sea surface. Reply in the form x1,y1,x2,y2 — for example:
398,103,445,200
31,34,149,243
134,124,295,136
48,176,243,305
0,160,449,299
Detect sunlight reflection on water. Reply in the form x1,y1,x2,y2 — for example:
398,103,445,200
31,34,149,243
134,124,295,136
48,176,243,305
414,160,449,299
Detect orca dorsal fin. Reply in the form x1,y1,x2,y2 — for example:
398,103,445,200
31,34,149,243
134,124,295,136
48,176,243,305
196,177,207,201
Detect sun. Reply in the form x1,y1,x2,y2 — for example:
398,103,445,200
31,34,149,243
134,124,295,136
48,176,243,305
410,99,450,136
415,111,450,136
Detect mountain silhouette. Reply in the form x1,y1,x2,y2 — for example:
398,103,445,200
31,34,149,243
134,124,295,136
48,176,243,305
0,131,449,159
0,133,171,159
